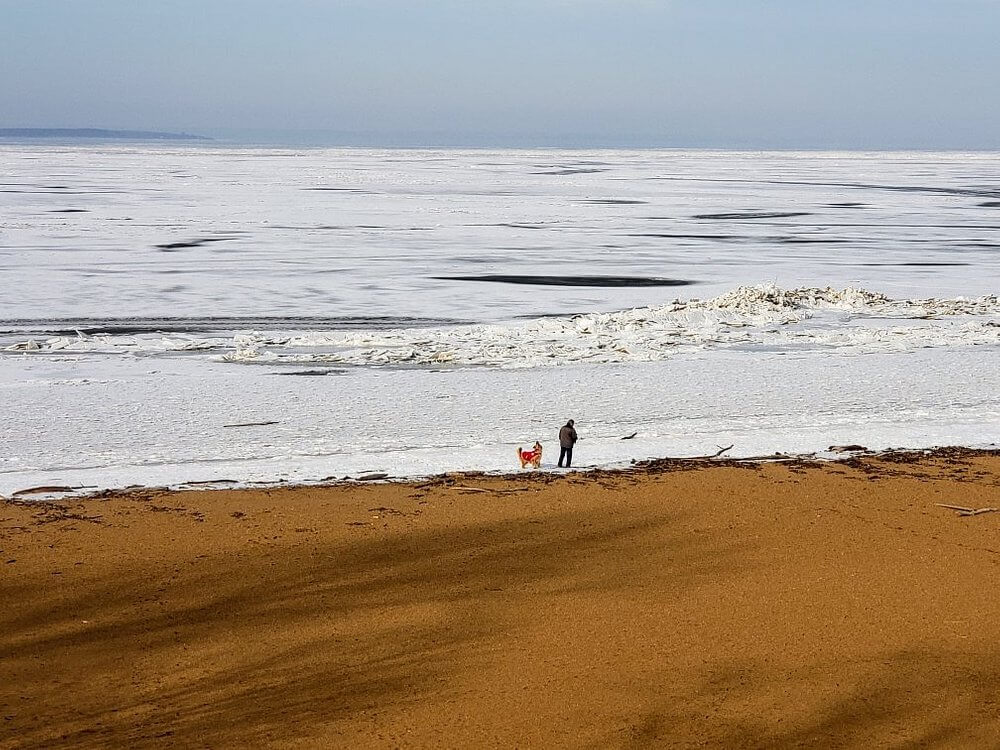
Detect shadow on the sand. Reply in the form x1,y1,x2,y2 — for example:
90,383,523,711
592,651,1000,750
1,506,736,748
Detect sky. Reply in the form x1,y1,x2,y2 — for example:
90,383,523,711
2,0,999,148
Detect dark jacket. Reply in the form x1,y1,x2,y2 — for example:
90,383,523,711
559,424,578,448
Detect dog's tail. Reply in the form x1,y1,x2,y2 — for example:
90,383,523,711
516,446,522,458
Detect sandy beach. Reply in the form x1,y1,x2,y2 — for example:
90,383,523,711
3,449,1000,748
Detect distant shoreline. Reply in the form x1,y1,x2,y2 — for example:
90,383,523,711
0,128,210,141
4,128,1000,150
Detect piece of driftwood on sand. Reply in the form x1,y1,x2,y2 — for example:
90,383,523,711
449,485,523,495
686,444,735,459
936,503,999,517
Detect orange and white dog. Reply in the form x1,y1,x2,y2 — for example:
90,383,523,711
517,441,543,469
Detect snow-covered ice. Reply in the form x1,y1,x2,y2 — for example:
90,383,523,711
1,346,997,496
1,146,997,494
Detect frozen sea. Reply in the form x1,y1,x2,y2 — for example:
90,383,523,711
1,145,998,495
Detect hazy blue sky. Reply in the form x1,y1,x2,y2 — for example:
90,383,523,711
2,0,999,147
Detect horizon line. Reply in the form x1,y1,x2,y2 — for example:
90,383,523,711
2,126,1000,152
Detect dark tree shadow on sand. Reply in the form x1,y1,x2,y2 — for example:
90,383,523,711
593,650,1000,750
1,507,740,748
6,497,998,749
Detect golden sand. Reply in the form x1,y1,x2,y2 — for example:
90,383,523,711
3,450,1000,748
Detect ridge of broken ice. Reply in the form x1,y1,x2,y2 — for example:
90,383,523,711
217,285,999,368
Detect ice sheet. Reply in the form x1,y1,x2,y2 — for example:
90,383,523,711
2,147,998,495
3,146,1000,325
1,347,997,496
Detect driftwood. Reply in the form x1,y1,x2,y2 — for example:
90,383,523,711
448,485,522,495
936,503,999,517
355,472,389,482
223,420,280,428
621,432,638,440
829,444,868,453
729,451,817,463
671,445,737,461
12,485,80,496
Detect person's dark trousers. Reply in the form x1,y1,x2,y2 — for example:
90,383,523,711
559,446,573,467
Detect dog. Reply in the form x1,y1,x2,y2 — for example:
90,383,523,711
517,441,543,469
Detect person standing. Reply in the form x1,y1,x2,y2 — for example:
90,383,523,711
558,419,578,468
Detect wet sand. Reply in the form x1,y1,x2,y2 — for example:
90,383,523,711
3,450,1000,748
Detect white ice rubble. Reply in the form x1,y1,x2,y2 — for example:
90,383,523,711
215,285,999,369
4,334,216,354
8,285,996,368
